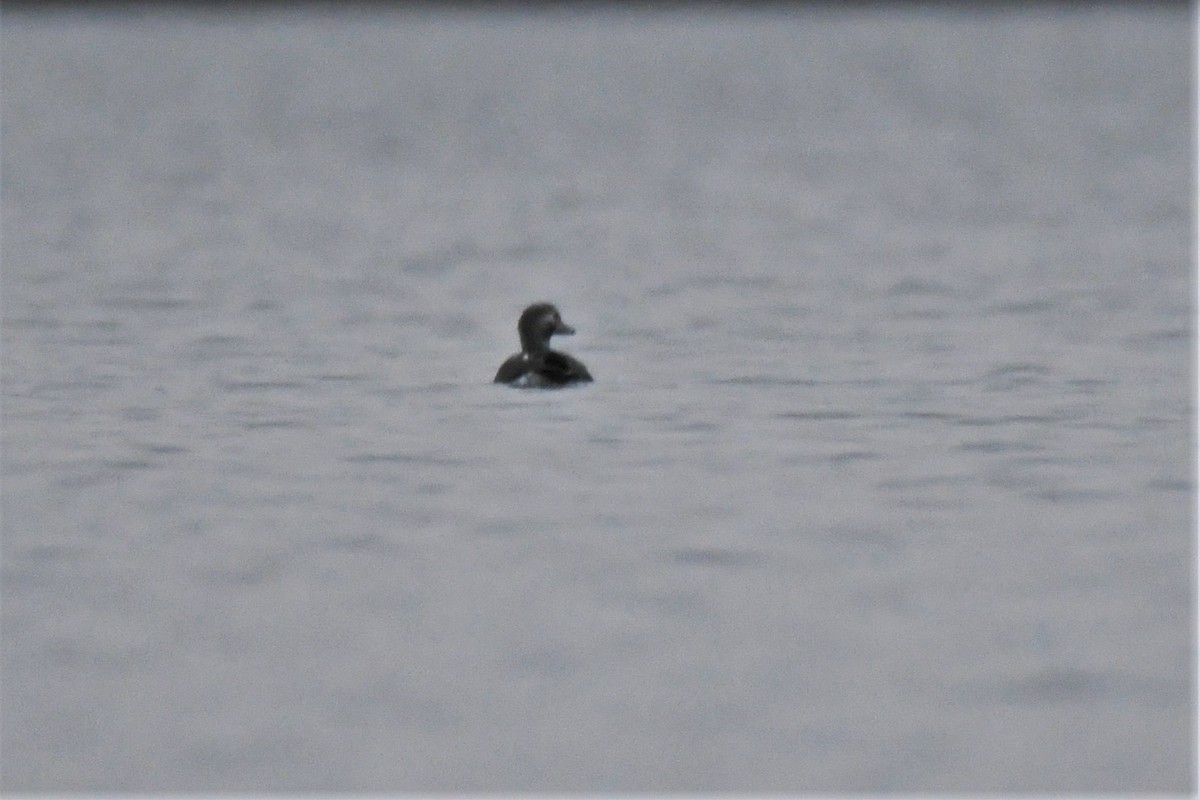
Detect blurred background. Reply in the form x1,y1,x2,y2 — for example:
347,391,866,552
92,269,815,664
1,0,1193,792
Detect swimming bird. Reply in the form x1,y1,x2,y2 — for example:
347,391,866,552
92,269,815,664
494,302,593,388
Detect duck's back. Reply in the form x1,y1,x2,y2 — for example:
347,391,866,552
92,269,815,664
539,350,593,384
494,353,530,384
494,350,592,387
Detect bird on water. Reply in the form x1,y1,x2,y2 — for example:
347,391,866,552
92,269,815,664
494,302,593,388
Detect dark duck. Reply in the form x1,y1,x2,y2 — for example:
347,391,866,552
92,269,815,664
495,302,593,388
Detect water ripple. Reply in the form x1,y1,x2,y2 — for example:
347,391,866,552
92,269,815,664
219,380,308,391
957,668,1183,708
666,548,764,568
709,376,817,387
344,452,466,467
778,410,860,421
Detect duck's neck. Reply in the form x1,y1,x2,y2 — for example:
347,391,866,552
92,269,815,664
522,336,551,355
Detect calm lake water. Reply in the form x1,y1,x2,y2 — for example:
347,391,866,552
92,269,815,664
1,4,1193,793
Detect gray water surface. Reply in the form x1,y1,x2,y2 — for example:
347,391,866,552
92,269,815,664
1,5,1193,793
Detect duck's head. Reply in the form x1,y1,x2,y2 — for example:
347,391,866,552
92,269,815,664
518,302,575,353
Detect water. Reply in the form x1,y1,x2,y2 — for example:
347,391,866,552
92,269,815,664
1,4,1193,793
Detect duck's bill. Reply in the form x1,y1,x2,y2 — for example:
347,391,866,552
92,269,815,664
555,322,576,335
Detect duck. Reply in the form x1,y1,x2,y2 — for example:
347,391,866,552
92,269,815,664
494,302,593,388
